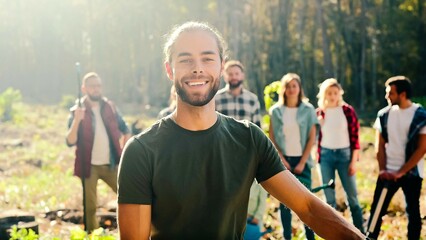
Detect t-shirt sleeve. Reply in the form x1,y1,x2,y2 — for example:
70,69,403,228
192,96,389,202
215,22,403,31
373,118,381,132
252,125,286,183
117,137,153,205
420,126,426,134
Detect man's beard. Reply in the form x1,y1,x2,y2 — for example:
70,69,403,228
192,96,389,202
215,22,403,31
228,80,243,90
175,74,220,107
88,95,102,102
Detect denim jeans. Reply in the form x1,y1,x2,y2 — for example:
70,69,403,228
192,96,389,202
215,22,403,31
280,156,315,240
366,175,422,240
319,147,364,233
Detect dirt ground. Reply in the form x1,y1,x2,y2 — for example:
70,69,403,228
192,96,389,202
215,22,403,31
1,106,425,239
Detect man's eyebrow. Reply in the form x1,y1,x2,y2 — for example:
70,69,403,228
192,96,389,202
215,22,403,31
176,51,217,58
177,52,191,58
201,50,216,55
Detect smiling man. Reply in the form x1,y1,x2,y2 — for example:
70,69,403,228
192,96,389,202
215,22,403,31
117,21,365,240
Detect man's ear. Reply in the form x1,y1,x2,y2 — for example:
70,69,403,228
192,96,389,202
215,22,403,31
81,86,86,94
165,61,173,81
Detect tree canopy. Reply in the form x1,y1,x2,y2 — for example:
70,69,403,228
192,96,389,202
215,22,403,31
1,0,425,115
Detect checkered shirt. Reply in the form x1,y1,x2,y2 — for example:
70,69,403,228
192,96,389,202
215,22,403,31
215,86,262,127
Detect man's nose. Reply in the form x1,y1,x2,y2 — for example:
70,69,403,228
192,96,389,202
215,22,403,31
192,61,204,74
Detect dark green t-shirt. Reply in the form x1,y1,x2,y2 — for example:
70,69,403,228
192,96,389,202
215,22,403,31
118,113,284,239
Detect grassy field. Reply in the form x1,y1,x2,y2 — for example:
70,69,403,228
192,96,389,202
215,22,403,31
0,104,425,239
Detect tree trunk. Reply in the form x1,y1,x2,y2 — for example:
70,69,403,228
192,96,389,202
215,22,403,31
315,0,334,78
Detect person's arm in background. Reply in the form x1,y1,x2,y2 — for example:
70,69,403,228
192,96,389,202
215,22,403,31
118,204,151,240
294,125,316,174
375,130,389,180
66,107,85,146
269,120,290,170
116,108,132,147
348,107,361,176
261,171,365,240
252,98,262,128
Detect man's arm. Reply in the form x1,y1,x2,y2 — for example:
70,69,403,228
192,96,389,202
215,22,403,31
393,134,426,179
118,203,151,240
66,108,85,146
261,171,365,240
115,109,132,147
375,130,389,180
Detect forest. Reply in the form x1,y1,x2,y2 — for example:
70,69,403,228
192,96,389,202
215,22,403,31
1,0,425,116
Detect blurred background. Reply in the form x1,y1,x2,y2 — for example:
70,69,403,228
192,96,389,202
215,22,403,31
1,0,425,116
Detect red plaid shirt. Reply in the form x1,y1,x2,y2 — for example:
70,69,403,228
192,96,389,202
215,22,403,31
316,104,360,162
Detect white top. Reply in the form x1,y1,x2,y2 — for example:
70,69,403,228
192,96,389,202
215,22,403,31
374,104,426,177
91,106,111,165
321,107,350,149
282,107,302,156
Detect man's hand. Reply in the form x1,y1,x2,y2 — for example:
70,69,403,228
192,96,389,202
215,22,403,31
388,171,404,181
379,170,403,181
247,215,259,225
74,107,85,123
378,170,392,180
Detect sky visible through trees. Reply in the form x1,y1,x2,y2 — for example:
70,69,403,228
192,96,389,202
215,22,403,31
1,0,425,115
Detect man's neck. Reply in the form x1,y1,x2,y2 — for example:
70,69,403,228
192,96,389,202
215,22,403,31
398,99,412,109
228,85,243,97
86,98,100,108
172,100,217,131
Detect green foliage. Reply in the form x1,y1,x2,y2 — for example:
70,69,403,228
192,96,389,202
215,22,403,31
70,227,116,240
0,87,22,122
8,225,39,240
412,96,426,107
263,81,281,112
262,81,281,133
60,95,77,110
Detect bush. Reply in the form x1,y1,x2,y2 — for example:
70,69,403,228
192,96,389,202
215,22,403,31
8,225,39,240
412,96,426,107
262,81,281,133
0,87,22,122
60,94,77,110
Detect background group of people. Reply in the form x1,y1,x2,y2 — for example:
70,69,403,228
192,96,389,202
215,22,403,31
66,21,425,240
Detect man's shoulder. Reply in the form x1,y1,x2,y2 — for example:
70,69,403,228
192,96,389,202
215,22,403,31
377,105,392,118
242,89,259,100
216,87,228,96
413,104,426,120
133,118,170,142
219,113,257,130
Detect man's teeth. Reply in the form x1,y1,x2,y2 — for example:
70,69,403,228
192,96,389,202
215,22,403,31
188,82,206,86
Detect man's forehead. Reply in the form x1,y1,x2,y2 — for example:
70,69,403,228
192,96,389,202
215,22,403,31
85,77,102,85
172,30,219,56
386,85,396,92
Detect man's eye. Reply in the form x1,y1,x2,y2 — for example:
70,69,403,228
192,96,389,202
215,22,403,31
179,59,191,63
203,58,214,62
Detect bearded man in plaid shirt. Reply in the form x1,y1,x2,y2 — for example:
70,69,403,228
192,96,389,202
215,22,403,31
215,60,266,234
215,60,262,127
